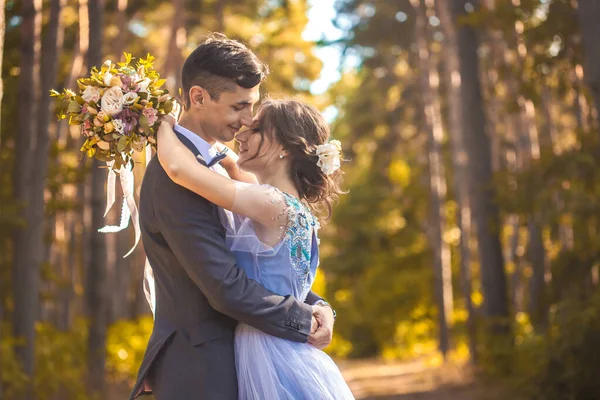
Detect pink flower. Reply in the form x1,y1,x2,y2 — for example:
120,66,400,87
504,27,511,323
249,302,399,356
143,107,158,125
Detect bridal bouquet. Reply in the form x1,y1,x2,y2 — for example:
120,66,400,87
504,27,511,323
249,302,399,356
51,53,174,170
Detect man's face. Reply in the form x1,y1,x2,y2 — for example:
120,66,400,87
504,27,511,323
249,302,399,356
199,84,260,143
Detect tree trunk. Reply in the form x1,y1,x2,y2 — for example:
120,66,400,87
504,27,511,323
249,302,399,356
412,0,453,359
436,0,477,365
12,0,42,388
215,0,226,32
0,1,5,395
451,0,510,338
111,0,129,60
31,0,65,326
0,0,4,144
86,0,108,395
162,0,186,93
576,0,600,120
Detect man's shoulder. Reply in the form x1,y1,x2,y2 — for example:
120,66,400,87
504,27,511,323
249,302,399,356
143,156,215,210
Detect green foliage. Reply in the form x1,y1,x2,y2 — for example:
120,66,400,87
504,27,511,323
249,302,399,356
106,316,153,382
0,326,29,399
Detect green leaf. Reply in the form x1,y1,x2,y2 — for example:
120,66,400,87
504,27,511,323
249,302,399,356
117,136,128,153
67,101,81,113
163,100,173,115
139,115,150,134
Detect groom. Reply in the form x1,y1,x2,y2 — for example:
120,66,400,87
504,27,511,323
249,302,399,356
129,33,336,399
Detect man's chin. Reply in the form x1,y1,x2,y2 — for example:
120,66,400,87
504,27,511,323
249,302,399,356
218,133,236,143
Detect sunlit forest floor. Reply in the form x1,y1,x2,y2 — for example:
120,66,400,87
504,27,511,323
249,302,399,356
109,358,513,399
339,359,511,400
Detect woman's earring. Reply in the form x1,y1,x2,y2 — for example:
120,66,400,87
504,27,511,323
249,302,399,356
279,154,285,159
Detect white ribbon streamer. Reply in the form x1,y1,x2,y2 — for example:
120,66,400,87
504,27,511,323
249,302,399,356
104,162,116,218
98,160,141,257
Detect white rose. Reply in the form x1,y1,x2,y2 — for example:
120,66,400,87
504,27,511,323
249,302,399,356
100,86,124,116
123,92,139,105
138,78,151,93
82,85,101,103
103,72,114,86
112,119,125,134
316,141,342,175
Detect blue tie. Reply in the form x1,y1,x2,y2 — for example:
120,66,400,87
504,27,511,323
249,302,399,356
207,148,228,167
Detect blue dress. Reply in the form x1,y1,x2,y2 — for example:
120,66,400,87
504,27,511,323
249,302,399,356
219,186,354,399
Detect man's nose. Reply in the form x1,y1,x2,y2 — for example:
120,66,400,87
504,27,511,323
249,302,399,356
239,108,253,127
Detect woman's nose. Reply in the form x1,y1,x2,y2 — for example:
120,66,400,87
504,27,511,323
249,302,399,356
235,128,248,141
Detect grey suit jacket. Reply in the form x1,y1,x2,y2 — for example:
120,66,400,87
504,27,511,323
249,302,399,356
130,132,323,399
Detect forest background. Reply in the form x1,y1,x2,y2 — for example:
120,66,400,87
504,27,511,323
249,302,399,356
3,0,600,399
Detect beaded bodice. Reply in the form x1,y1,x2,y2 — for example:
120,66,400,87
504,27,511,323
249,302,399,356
220,185,321,300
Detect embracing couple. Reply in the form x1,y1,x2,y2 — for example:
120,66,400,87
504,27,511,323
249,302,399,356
129,33,354,399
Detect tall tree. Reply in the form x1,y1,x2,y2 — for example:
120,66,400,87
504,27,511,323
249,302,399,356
0,4,5,391
215,0,226,32
412,0,453,359
30,0,66,330
86,0,108,395
162,0,185,94
0,0,4,145
12,0,42,389
576,0,600,119
436,0,477,364
451,0,510,338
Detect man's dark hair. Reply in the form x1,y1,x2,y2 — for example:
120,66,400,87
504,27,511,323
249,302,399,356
181,33,269,108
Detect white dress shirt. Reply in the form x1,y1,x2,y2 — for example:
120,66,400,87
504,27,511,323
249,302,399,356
174,123,220,165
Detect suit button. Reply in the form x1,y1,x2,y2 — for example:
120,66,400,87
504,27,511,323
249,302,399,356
285,321,291,327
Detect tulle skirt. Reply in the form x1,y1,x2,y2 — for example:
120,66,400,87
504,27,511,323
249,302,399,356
235,323,355,400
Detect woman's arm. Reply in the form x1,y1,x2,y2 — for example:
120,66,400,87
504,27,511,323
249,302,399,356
215,142,258,184
157,121,238,211
157,121,287,228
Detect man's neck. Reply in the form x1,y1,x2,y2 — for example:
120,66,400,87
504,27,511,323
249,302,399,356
177,113,216,145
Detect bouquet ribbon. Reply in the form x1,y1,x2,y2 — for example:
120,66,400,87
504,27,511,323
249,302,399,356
98,159,141,258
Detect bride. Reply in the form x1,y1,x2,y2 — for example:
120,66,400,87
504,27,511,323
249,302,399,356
156,98,353,399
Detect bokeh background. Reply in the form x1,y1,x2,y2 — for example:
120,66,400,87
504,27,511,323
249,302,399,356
3,0,600,399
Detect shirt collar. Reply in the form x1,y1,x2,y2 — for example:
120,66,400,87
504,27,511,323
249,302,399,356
174,123,218,162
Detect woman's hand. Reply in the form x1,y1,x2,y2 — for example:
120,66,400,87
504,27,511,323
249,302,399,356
159,114,177,128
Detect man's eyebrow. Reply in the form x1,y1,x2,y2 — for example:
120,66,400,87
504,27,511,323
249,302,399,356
236,100,253,105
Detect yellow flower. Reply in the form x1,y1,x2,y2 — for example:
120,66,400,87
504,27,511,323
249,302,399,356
104,121,115,133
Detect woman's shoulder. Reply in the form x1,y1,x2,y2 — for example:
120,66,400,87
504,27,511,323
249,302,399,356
260,184,321,238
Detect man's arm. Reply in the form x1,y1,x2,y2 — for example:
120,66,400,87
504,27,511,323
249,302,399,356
305,291,323,305
154,167,313,342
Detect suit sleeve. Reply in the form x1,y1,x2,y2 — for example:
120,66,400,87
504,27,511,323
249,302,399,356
154,167,313,342
305,291,323,305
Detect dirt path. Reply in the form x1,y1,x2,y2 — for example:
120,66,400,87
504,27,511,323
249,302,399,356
338,359,505,400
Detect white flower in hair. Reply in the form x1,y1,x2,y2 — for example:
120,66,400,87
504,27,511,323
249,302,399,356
316,139,342,175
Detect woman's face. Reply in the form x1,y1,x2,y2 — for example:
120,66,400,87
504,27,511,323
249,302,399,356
235,110,283,175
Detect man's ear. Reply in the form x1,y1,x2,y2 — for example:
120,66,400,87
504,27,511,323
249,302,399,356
189,86,206,108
